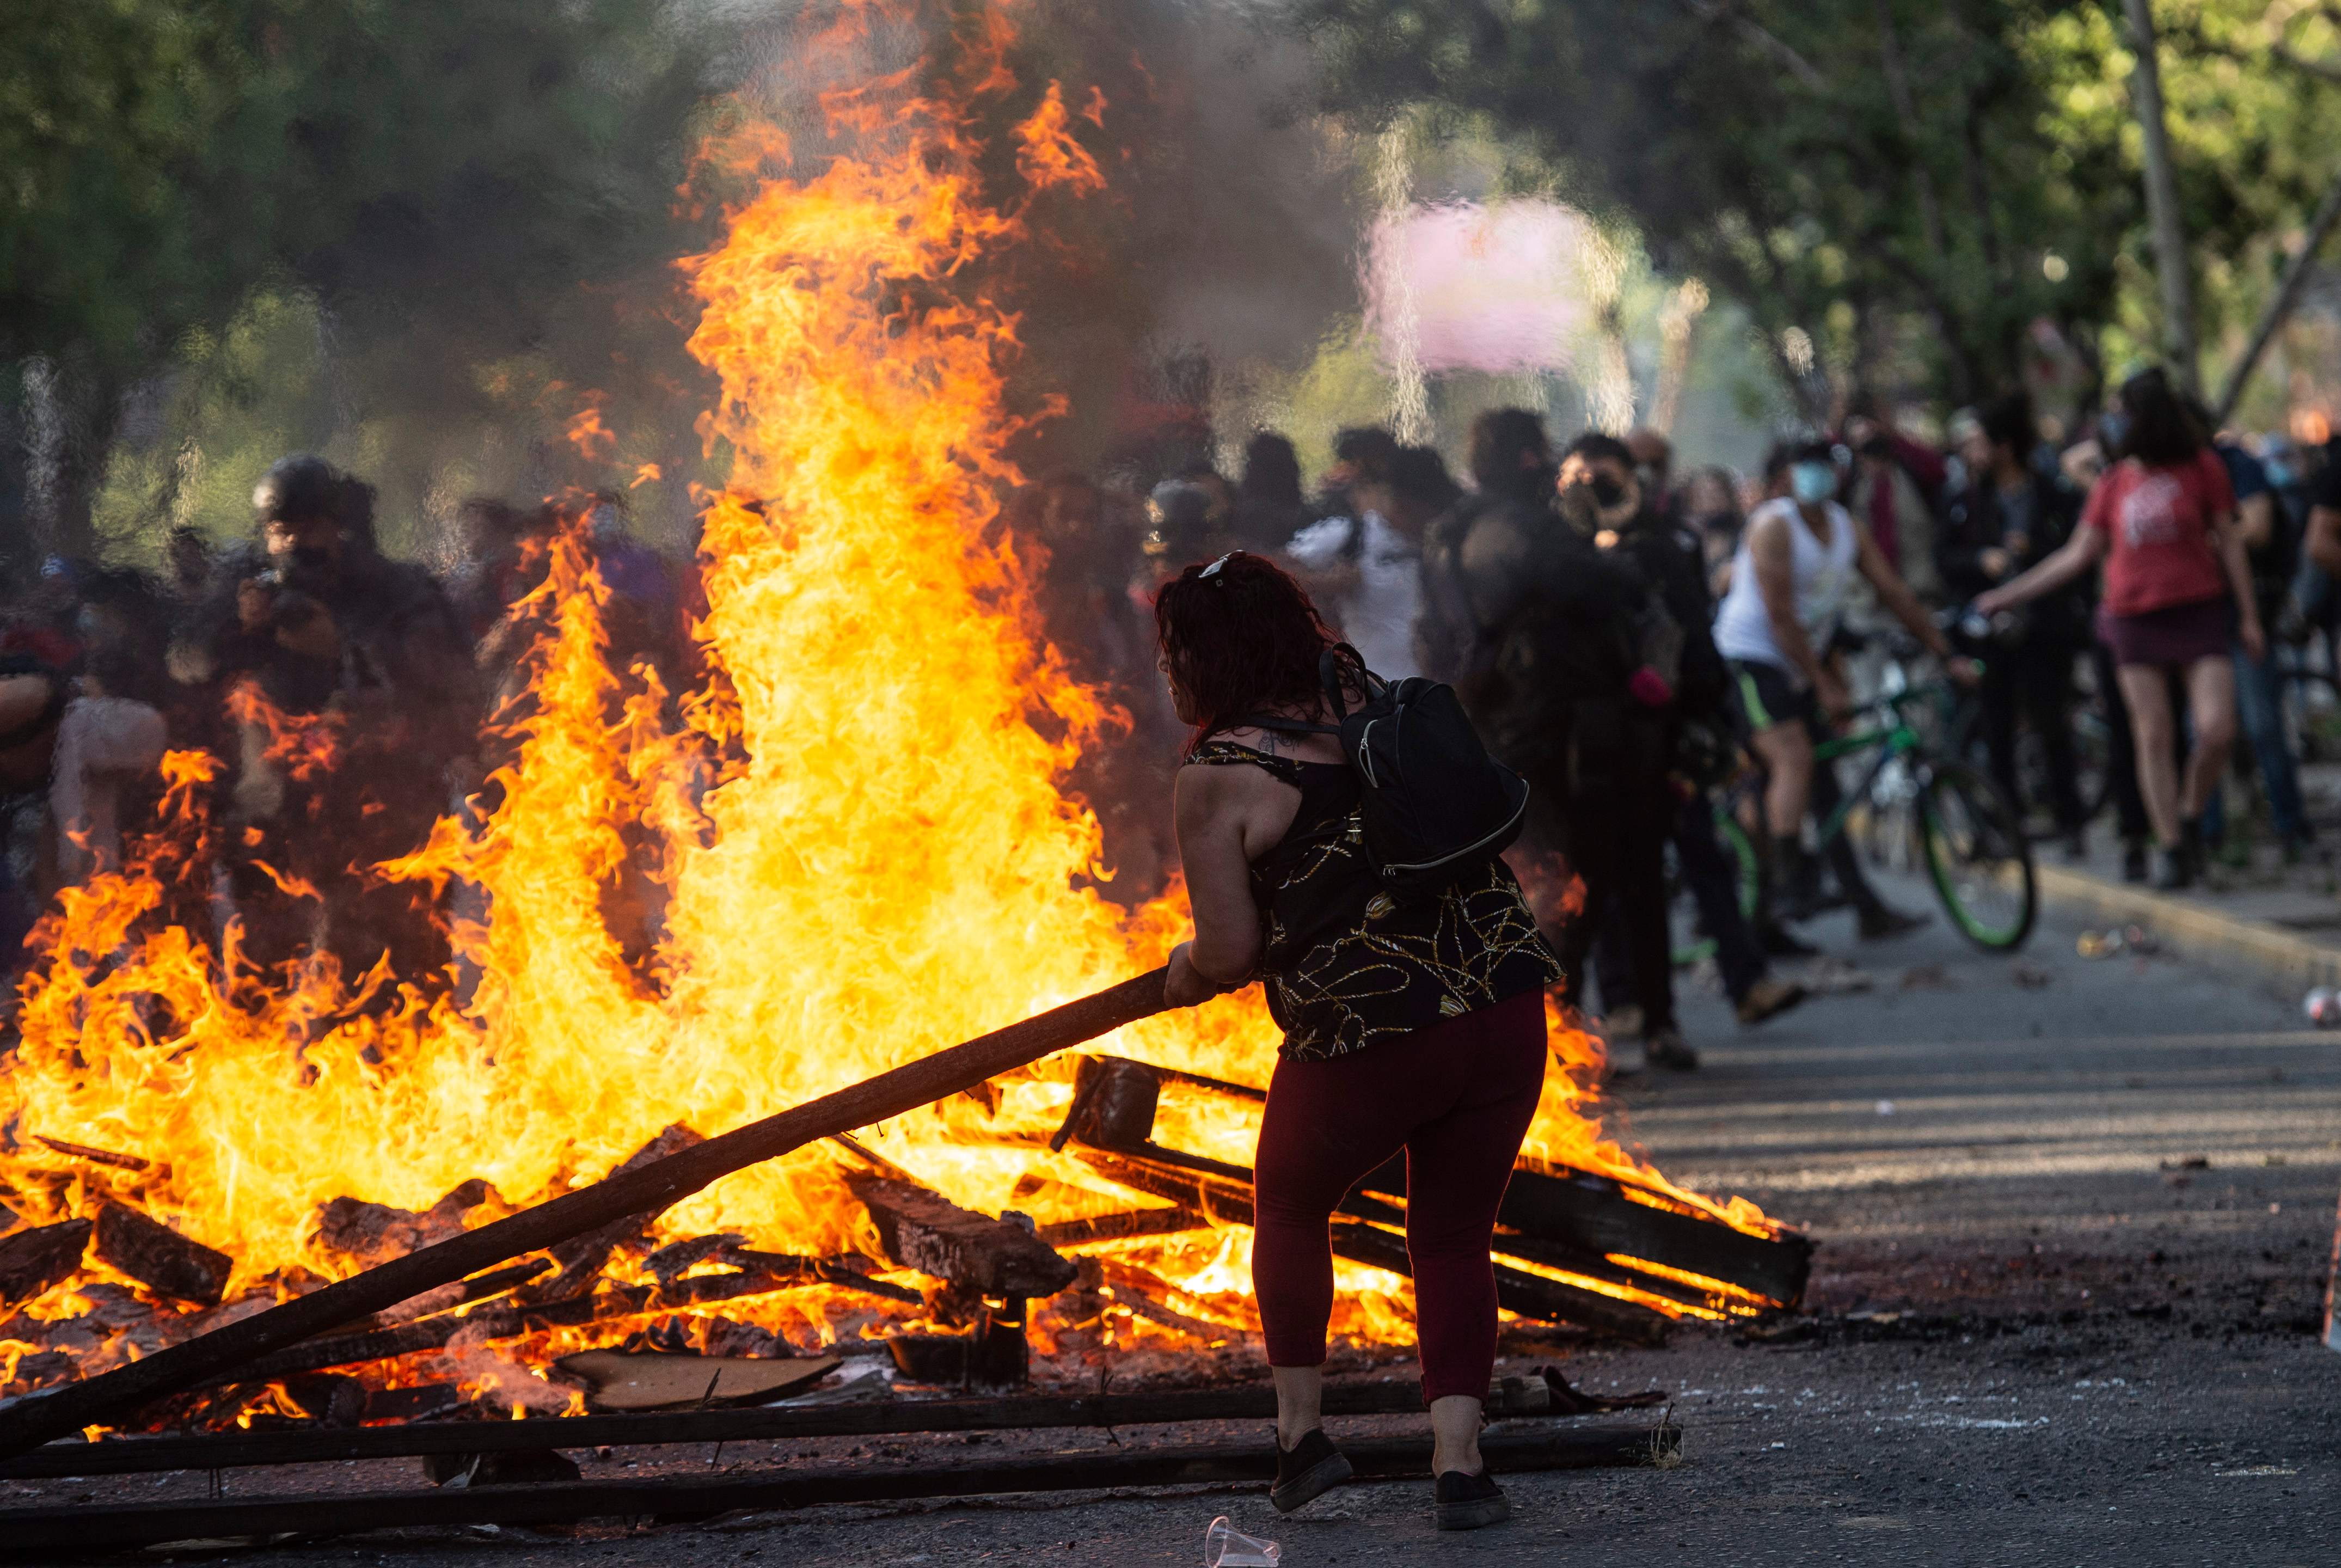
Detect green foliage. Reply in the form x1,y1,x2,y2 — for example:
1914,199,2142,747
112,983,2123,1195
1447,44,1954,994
1293,0,2341,418
0,0,725,559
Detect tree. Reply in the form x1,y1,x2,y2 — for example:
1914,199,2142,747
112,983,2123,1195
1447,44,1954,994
0,0,720,565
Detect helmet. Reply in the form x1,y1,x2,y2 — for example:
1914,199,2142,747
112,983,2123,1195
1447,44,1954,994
253,455,341,525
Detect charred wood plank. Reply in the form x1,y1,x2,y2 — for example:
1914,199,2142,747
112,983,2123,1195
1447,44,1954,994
844,1175,1076,1297
90,1205,231,1308
1378,1160,1812,1308
520,1126,703,1304
0,1422,1681,1552
1034,1206,1206,1247
312,1180,499,1270
0,1221,91,1312
0,1377,1578,1478
0,967,1171,1459
1073,1146,1669,1342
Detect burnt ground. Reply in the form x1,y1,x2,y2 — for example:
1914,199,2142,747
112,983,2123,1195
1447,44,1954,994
9,876,2339,1566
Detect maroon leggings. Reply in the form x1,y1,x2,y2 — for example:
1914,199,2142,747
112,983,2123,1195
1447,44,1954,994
1252,988,1547,1403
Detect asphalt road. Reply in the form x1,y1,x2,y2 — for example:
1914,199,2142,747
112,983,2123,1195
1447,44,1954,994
29,881,2341,1566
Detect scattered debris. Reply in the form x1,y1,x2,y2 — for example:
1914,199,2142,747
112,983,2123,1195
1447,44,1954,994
1875,1100,1897,1116
554,1350,841,1412
2160,1155,2211,1171
91,1204,232,1307
1786,955,1875,994
1898,964,1953,990
2011,963,2054,990
2304,988,2341,1027
32,1137,150,1172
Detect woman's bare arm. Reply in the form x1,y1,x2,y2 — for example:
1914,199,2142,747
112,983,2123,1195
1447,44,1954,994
1166,761,1299,1006
1976,526,2103,614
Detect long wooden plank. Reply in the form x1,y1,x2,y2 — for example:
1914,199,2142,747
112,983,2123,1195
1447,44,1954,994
0,1422,1682,1554
0,1378,1572,1479
1069,1146,1670,1343
0,969,1170,1461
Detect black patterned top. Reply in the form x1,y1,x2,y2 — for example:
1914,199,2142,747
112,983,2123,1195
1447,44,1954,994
1188,739,1560,1061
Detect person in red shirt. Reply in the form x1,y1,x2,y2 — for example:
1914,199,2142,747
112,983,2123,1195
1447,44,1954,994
1978,368,2261,889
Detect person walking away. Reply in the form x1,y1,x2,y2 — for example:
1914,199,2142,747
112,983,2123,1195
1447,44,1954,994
1284,433,1437,679
1843,409,1950,606
2194,418,2310,861
1417,410,1655,1050
1155,552,1558,1532
1713,440,1975,939
1568,437,1805,1048
1233,432,1313,556
1977,369,2262,890
1940,393,2091,858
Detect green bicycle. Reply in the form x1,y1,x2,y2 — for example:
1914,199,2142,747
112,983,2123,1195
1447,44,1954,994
1709,676,2038,952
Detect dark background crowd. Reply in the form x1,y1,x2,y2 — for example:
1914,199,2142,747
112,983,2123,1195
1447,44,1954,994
7,378,2341,1073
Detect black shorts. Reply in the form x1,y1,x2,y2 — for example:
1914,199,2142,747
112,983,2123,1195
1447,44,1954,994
1729,659,1816,734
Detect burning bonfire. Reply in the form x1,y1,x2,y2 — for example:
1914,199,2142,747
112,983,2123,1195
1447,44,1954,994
0,1,1799,1437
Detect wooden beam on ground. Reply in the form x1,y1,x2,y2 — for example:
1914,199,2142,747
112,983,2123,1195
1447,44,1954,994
0,1422,1681,1553
1069,1145,1670,1344
0,1377,1572,1478
0,969,1171,1460
844,1174,1076,1296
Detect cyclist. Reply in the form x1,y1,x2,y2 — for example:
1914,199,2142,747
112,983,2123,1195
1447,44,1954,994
1713,439,1977,939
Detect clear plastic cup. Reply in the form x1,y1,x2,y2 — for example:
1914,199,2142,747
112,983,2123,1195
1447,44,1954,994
1203,1515,1282,1567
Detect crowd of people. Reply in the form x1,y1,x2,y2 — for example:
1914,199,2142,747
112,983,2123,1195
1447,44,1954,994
0,459,691,996
1033,375,2341,1070
7,369,2339,1068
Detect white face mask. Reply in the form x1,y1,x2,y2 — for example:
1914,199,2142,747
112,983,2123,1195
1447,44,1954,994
1789,462,1837,505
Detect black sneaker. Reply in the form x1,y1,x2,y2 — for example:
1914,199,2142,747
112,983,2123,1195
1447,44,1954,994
1433,1468,1511,1531
1645,1026,1700,1071
2121,841,2150,884
1270,1427,1352,1514
1759,921,1819,958
2151,847,2192,891
1856,904,1929,941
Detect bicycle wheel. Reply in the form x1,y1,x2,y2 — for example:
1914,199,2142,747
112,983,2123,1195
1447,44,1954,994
1916,761,2036,951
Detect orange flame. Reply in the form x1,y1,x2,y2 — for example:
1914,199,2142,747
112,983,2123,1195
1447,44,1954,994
0,1,1781,1390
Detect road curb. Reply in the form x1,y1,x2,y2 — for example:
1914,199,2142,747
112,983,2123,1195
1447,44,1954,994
2034,862,2341,990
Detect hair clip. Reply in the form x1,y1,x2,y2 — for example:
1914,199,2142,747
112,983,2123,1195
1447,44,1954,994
1199,553,1235,581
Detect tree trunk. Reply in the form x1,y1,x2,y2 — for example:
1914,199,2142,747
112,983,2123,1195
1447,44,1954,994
2122,0,2200,396
2214,166,2341,424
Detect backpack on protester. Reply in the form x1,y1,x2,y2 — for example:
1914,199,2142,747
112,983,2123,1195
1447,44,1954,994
1245,646,1530,897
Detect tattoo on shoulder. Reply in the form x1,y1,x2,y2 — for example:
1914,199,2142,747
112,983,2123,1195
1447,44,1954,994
1255,728,1279,756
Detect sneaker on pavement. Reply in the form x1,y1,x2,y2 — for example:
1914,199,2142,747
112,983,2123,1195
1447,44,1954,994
1433,1469,1510,1532
2121,841,2150,884
2151,847,2192,892
1270,1427,1352,1514
1645,1027,1700,1070
1601,1003,1644,1041
1735,977,1807,1026
1759,921,1819,958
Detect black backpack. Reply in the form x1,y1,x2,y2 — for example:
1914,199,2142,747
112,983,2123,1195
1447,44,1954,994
1247,646,1530,896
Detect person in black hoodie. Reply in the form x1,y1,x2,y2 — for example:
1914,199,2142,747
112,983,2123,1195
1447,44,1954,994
1940,391,2089,859
1563,434,1806,1067
1419,412,1665,1058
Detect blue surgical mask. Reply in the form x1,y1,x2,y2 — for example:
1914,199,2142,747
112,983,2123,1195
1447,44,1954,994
1789,462,1837,505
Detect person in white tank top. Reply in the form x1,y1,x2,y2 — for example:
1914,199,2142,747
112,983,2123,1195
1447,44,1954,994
1729,440,1975,941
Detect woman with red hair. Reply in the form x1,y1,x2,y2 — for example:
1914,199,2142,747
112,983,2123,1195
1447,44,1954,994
1154,552,1559,1532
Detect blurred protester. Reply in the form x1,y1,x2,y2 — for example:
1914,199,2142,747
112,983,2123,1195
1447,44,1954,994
1143,476,1237,584
48,657,168,888
175,454,476,984
0,654,68,966
1623,428,1680,528
166,526,212,605
2193,412,2309,860
1233,432,1312,555
1941,392,2089,857
1308,426,1401,526
1842,409,1948,605
1715,439,1969,939
1566,433,1804,1059
1979,370,2260,890
1288,445,1456,680
1419,410,1658,1055
1681,464,1747,596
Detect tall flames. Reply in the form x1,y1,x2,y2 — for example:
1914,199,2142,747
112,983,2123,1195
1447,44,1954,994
0,1,1775,1395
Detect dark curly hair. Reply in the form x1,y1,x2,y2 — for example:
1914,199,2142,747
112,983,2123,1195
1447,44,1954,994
1153,552,1357,752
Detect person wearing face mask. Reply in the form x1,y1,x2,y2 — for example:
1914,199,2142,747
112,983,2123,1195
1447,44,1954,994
1561,434,1806,1064
1418,410,1651,1049
1714,440,1976,940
